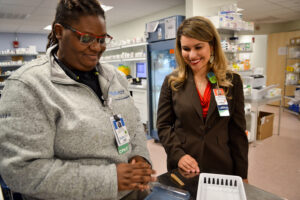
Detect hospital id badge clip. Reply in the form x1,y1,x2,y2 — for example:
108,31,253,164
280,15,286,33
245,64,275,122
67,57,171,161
110,114,130,154
213,88,230,117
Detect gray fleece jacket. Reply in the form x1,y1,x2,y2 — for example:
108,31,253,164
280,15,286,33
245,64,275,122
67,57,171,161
0,45,151,200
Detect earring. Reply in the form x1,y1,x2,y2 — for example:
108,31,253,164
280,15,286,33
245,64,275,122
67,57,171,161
209,55,214,64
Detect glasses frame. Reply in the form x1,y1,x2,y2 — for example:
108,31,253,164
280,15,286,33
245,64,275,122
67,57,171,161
61,24,113,45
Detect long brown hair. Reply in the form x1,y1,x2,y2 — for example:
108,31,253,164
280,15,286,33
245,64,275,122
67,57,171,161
169,16,233,91
46,0,105,50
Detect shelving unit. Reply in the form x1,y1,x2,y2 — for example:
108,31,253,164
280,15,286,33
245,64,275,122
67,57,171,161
101,57,147,63
100,42,147,76
283,44,300,118
224,50,253,53
0,53,37,97
218,28,254,68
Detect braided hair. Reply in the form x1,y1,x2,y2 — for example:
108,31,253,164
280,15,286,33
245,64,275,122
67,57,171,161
46,0,105,49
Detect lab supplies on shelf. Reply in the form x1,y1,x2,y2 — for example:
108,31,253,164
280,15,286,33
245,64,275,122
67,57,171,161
0,49,38,97
101,42,147,63
0,46,37,56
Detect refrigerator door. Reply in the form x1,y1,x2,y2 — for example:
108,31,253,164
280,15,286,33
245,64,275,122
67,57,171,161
147,39,176,140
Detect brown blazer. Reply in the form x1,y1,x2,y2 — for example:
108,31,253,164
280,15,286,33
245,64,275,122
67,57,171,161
157,70,248,178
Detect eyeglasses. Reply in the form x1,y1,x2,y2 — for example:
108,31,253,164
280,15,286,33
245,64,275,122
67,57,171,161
61,24,113,45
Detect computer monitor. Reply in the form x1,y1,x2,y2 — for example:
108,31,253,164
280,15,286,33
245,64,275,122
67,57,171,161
136,62,147,78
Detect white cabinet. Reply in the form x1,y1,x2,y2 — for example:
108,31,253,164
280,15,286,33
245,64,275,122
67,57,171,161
129,85,148,124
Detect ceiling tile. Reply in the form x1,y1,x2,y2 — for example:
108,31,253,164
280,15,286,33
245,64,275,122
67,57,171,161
265,8,295,15
0,4,36,14
38,0,59,9
239,1,282,11
0,0,299,33
31,8,56,16
1,0,43,6
268,0,300,7
290,6,300,11
279,12,300,20
0,20,20,32
17,24,49,32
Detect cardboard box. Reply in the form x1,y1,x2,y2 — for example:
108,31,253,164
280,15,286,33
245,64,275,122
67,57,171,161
257,111,274,140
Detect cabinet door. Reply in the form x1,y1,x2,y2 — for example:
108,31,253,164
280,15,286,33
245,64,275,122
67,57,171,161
266,30,300,106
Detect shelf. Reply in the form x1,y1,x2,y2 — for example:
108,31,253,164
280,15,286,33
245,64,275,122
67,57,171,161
101,59,122,63
285,84,300,88
284,96,300,103
217,27,254,35
105,46,121,51
288,44,300,47
237,50,253,53
106,42,148,51
0,53,38,56
224,50,253,53
287,57,300,60
285,71,300,74
284,96,296,100
101,57,146,63
122,42,148,48
283,107,299,116
245,96,281,107
0,74,9,78
123,57,146,62
0,65,22,68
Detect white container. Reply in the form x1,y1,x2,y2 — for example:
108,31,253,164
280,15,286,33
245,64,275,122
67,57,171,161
196,173,247,200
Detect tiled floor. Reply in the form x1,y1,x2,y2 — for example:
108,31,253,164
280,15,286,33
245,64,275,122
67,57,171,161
147,105,300,200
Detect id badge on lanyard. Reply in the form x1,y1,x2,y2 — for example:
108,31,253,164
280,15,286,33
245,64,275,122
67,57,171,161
106,97,130,155
110,114,130,154
207,71,230,117
213,88,230,117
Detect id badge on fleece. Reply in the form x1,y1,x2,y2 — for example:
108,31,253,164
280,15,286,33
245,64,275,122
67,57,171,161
110,114,130,154
213,88,230,117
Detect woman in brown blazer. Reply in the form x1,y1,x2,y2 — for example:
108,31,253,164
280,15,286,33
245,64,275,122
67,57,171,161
157,16,249,181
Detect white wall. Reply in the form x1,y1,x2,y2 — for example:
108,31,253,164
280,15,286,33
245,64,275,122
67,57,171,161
107,4,185,41
0,32,48,52
251,35,268,74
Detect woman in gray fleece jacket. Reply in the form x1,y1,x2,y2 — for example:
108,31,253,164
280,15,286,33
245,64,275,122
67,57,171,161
0,0,155,199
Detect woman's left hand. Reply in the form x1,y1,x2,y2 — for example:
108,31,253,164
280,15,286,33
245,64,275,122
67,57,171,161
178,168,199,178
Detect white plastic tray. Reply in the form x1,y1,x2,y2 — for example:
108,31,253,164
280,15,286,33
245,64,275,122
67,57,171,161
196,173,247,200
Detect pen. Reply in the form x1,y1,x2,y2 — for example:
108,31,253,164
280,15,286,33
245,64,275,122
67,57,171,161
171,173,185,186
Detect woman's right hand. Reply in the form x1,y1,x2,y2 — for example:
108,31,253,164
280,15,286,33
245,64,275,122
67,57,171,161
116,162,156,191
178,154,200,173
